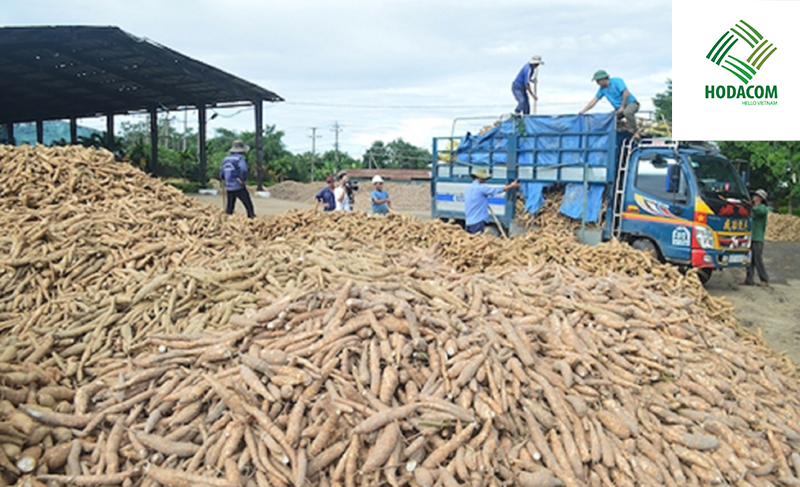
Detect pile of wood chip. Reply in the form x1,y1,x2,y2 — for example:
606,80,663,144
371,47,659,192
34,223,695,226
766,212,800,242
1,145,799,487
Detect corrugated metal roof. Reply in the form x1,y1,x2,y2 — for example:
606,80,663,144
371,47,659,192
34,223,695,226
0,26,283,124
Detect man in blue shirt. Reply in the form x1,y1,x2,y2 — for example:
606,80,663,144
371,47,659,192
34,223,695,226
464,168,520,234
370,175,391,215
314,176,336,212
579,69,640,137
219,140,255,218
511,55,543,115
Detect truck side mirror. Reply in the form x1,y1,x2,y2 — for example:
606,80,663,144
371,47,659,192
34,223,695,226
665,163,681,193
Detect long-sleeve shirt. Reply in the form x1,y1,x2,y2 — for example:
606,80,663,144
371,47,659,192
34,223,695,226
219,153,248,192
751,202,769,242
464,180,504,225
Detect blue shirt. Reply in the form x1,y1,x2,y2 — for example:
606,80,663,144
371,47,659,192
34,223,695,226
371,190,389,214
513,63,537,88
315,186,336,211
595,77,637,109
465,181,504,225
219,153,248,191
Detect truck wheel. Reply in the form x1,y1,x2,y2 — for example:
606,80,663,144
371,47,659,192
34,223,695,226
697,268,713,285
630,238,661,261
484,225,502,237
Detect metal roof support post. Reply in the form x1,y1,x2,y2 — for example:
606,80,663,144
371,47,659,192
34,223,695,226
36,120,44,145
254,98,264,191
149,107,159,176
5,123,13,146
69,118,78,145
198,104,207,188
106,113,115,154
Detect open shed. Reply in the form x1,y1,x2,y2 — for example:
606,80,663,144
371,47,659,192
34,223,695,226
0,25,283,188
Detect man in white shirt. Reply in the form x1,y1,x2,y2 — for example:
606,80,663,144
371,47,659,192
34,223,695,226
334,172,352,211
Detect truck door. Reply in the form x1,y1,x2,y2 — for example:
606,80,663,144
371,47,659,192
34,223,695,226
623,153,694,263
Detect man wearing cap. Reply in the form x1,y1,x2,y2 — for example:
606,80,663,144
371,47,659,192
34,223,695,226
370,175,391,215
464,168,520,235
219,140,255,218
745,188,770,286
314,176,337,212
579,70,640,137
511,55,543,115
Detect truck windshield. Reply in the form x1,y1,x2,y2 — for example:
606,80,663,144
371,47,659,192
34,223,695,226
689,155,749,201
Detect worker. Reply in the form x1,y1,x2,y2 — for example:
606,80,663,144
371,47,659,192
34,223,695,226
579,69,640,138
219,140,255,218
464,168,520,235
745,188,770,286
370,175,391,215
512,55,543,115
314,176,336,212
334,172,353,211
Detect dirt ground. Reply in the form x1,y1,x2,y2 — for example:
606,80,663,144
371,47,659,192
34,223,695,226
191,193,431,221
706,241,800,365
190,193,800,366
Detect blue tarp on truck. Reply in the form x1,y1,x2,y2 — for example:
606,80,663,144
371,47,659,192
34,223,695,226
453,113,615,222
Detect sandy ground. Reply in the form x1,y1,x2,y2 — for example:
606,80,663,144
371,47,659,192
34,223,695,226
191,194,431,221
191,193,799,365
706,241,800,365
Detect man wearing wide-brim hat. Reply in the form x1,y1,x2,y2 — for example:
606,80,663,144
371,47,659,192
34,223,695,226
463,167,520,235
511,55,544,115
745,188,770,286
219,140,255,218
579,69,641,138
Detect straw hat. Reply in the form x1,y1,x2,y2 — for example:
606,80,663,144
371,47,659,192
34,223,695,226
754,189,768,200
471,167,491,179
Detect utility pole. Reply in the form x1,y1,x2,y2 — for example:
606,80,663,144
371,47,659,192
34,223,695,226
331,121,343,173
309,127,321,182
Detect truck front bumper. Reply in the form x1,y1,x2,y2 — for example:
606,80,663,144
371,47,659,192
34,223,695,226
691,249,750,269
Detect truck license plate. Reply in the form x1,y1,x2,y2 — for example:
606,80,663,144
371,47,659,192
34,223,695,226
728,254,747,264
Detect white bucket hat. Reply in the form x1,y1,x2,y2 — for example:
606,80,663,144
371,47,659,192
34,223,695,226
230,140,249,153
530,55,544,65
372,175,384,184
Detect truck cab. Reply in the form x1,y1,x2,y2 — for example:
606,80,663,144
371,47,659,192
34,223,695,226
617,141,751,281
431,113,751,282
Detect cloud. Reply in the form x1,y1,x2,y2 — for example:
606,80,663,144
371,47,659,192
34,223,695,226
5,0,671,156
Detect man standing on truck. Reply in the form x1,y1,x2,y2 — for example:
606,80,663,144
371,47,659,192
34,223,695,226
511,55,543,115
578,70,640,138
745,188,770,286
464,168,520,235
219,140,255,218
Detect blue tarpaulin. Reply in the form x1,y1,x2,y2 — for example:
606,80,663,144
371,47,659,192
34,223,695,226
455,113,615,222
561,183,604,222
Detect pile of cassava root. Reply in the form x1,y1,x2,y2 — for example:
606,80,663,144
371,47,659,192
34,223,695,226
1,144,799,487
766,212,800,242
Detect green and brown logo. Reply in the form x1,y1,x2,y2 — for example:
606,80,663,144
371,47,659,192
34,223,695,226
705,20,778,104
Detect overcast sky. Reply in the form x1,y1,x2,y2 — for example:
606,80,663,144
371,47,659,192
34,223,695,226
4,0,671,156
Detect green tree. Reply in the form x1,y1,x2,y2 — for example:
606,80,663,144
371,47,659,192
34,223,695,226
653,79,672,123
362,138,431,169
718,141,800,213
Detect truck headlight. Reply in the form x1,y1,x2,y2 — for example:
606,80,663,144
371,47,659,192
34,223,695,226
695,226,715,250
